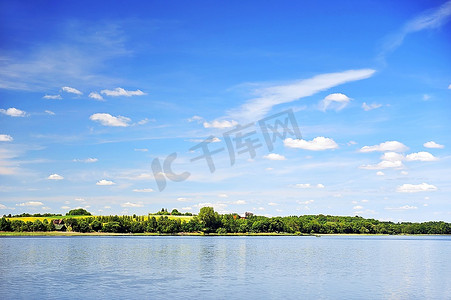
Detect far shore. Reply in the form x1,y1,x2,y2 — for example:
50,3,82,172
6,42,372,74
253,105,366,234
1,231,449,237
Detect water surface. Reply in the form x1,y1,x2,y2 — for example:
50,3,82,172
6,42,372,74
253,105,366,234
1,235,450,299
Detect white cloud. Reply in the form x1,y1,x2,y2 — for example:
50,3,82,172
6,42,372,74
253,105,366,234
423,141,444,149
376,171,385,176
295,183,324,189
360,160,403,170
62,86,82,95
405,151,438,161
134,148,148,152
268,202,278,206
189,137,221,143
362,102,383,111
133,173,152,180
381,152,404,162
0,134,13,142
43,94,62,100
61,206,71,210
353,205,364,210
284,137,338,151
133,188,154,193
96,179,115,186
380,1,451,59
360,141,408,153
90,113,131,127
188,115,204,123
0,107,26,117
0,204,7,209
182,207,192,211
319,93,351,111
101,87,146,97
218,193,228,198
48,174,64,180
74,158,98,163
45,110,55,115
423,94,431,101
138,118,149,125
74,198,86,202
17,201,43,207
233,200,246,205
297,200,314,205
89,92,104,101
121,202,144,208
401,171,409,175
397,183,437,193
203,120,238,129
264,153,286,160
385,205,418,211
177,197,190,202
228,69,375,122
448,84,451,89
194,202,228,213
295,183,311,188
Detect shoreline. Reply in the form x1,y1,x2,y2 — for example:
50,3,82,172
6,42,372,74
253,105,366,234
1,231,449,237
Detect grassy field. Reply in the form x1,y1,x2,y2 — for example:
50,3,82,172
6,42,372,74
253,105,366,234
5,215,194,222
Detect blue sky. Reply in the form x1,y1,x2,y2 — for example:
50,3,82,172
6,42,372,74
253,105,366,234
0,0,450,222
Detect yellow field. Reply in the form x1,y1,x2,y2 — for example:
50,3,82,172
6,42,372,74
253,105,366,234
148,215,194,221
6,215,194,222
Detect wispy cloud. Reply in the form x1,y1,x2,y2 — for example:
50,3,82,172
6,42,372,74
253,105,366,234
101,87,146,97
62,86,82,95
379,0,451,61
362,102,383,111
73,158,98,163
43,95,62,100
17,201,44,207
385,205,418,211
225,69,375,122
0,22,129,91
133,188,154,193
121,202,144,207
90,113,131,127
360,160,403,170
294,183,325,189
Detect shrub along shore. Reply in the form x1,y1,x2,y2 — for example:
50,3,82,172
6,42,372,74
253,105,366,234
1,207,450,235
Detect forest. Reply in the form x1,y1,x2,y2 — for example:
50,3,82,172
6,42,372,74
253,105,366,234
1,207,450,235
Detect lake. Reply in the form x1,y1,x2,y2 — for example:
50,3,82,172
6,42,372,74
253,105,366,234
0,235,450,299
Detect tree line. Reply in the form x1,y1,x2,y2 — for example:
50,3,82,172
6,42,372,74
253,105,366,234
1,207,450,234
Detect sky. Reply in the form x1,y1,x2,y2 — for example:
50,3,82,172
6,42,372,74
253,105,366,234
0,0,450,222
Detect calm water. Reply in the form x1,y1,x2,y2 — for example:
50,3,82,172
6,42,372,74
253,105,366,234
0,235,450,299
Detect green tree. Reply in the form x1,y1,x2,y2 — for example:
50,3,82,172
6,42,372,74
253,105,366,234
198,207,220,232
66,208,91,216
